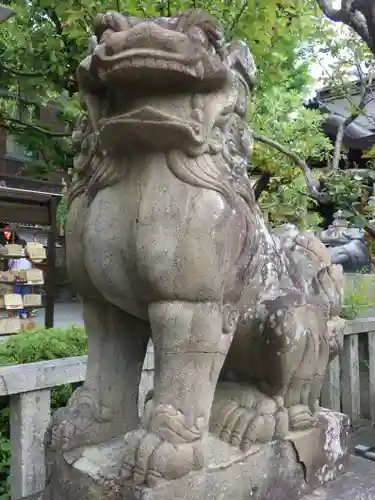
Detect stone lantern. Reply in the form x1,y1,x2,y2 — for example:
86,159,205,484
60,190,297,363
0,4,14,22
319,210,372,273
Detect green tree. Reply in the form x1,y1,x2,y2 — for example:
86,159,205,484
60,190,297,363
307,4,375,237
316,0,375,56
0,0,334,227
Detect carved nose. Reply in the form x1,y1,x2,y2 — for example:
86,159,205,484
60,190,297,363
105,21,188,56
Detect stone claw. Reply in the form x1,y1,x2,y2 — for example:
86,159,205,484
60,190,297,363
288,404,316,431
210,386,289,451
120,429,149,481
45,387,113,452
214,400,280,450
120,404,204,486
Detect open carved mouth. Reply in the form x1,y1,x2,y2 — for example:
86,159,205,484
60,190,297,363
77,11,257,153
91,48,226,91
107,56,200,75
93,45,202,73
79,11,229,93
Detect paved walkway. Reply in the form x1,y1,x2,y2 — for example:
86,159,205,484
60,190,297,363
301,456,375,499
350,420,375,453
34,301,84,328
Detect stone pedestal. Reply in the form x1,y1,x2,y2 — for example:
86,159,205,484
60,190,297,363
42,410,349,500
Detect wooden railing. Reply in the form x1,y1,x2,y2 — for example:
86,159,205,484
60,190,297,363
1,319,374,499
3,356,86,500
321,317,375,430
0,345,154,500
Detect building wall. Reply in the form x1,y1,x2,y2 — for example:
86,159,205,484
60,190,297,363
0,106,77,300
0,104,64,192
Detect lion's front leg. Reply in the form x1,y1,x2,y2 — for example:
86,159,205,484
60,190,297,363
120,300,236,487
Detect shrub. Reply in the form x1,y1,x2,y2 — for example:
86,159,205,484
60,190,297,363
0,326,87,365
341,274,375,320
0,326,87,499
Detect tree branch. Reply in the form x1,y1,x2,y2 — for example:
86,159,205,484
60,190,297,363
352,205,375,238
44,7,79,96
136,0,148,16
228,0,248,35
1,117,71,137
0,61,45,78
316,0,375,54
252,132,329,202
253,171,271,200
331,121,347,170
365,223,375,238
316,0,346,20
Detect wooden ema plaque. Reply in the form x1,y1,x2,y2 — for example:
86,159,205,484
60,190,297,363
26,242,46,263
18,269,44,284
23,294,42,308
4,244,24,257
0,271,18,283
4,293,23,310
0,317,21,335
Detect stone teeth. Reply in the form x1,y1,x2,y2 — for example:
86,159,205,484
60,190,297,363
110,58,197,76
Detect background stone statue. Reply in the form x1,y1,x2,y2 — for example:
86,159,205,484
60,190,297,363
319,210,372,273
43,9,345,496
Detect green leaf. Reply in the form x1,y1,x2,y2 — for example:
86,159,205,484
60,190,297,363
0,0,370,231
352,214,368,228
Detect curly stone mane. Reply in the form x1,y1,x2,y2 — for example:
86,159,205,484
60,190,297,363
67,10,256,210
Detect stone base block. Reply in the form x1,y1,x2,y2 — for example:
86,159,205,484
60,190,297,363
43,409,349,500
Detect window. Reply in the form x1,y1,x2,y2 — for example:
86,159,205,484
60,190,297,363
6,99,39,161
6,135,36,161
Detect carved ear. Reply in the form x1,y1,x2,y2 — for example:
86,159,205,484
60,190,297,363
224,40,256,90
92,11,130,41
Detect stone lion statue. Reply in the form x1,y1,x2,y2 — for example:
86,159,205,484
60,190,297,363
43,9,344,491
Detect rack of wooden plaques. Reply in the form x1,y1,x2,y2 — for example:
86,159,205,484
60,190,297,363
0,187,60,331
0,232,46,336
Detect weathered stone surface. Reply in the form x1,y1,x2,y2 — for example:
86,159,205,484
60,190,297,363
11,390,51,499
43,7,347,496
21,494,42,500
43,410,348,500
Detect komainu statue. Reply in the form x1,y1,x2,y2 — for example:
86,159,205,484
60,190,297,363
43,9,348,500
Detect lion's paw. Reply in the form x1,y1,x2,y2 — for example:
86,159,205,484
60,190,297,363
210,383,289,451
120,404,204,486
46,387,113,452
211,398,288,451
288,404,316,431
